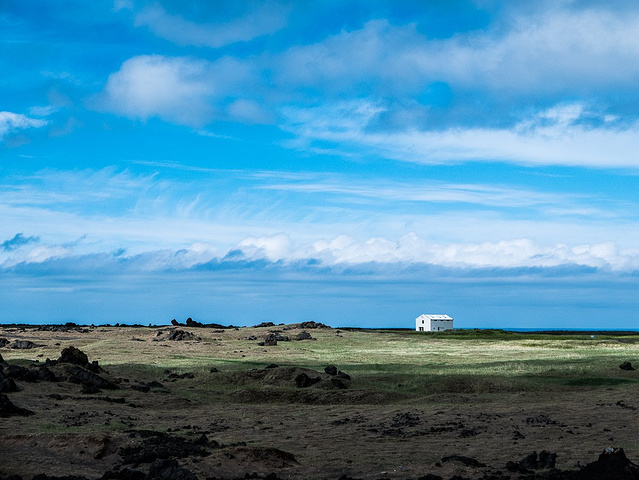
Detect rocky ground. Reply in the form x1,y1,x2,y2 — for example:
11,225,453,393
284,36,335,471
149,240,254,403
2,324,639,479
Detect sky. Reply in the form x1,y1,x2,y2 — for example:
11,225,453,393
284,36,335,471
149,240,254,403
2,0,639,328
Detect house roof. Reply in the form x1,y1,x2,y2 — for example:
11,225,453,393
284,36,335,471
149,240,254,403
416,314,453,321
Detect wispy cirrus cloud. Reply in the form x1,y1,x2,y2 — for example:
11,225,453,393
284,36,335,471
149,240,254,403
0,111,48,142
131,2,290,48
281,100,639,168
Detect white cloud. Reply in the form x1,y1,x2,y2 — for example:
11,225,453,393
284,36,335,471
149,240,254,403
98,55,262,126
134,3,289,48
277,9,639,94
6,231,637,272
237,233,292,261
282,100,639,168
100,55,214,126
230,233,639,271
0,111,48,141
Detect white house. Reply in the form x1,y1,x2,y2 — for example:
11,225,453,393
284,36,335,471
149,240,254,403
415,314,453,332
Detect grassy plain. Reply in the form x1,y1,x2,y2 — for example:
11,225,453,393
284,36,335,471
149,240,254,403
2,324,639,479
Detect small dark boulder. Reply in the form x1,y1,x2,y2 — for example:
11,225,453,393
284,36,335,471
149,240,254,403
0,393,34,417
262,334,278,346
37,366,58,382
299,321,330,329
324,365,338,376
167,330,196,341
66,365,118,390
11,340,38,350
295,373,321,388
336,371,351,380
254,322,275,328
620,361,635,371
146,459,198,480
0,375,18,393
295,331,314,341
6,364,39,382
171,319,180,326
185,318,204,328
59,346,89,366
517,450,557,470
0,338,9,348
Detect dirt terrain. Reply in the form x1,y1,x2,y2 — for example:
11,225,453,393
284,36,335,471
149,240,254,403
2,323,639,479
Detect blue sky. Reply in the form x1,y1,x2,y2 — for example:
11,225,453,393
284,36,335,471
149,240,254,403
2,0,639,328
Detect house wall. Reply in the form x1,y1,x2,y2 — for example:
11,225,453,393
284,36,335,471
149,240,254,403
415,314,453,331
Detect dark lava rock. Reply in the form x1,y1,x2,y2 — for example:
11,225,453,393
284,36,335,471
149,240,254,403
0,338,9,348
295,373,321,388
324,365,338,376
271,333,289,342
0,375,18,393
254,322,275,328
185,318,205,328
171,319,180,326
119,431,209,465
336,371,351,380
571,446,639,480
299,321,330,329
37,366,58,382
440,455,487,467
99,468,145,480
209,367,219,373
265,364,279,369
146,459,198,480
262,334,278,347
66,365,118,390
620,361,635,371
508,451,557,473
11,340,38,350
59,346,89,366
295,331,314,341
5,364,39,382
0,393,34,417
167,330,196,341
147,381,165,388
416,475,444,480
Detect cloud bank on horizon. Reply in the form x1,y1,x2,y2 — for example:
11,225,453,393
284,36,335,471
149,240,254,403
2,0,639,327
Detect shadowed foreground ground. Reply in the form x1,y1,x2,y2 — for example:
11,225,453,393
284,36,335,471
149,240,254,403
2,323,639,479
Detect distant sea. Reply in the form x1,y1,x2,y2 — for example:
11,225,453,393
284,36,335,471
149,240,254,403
504,327,639,332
